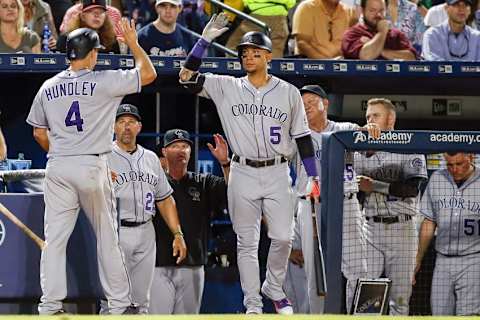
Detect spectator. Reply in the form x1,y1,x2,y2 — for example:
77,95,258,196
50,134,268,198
21,0,57,50
415,152,480,315
422,0,480,60
225,0,295,58
57,0,120,54
123,0,156,30
341,0,417,59
137,0,192,56
424,2,447,27
291,0,358,59
386,0,426,51
0,0,40,53
149,130,229,314
59,0,122,37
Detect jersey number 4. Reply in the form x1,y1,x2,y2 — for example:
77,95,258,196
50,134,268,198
65,101,84,132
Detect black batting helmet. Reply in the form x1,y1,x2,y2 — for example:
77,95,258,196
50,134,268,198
66,28,105,60
236,31,272,54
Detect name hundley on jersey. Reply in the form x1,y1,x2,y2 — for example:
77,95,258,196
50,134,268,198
433,197,480,214
115,170,158,187
44,81,97,101
231,104,288,122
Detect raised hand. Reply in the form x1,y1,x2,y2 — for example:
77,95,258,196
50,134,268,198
116,18,138,48
207,134,229,165
202,12,229,42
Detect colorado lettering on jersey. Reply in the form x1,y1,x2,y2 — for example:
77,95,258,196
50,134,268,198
369,165,402,182
434,197,480,214
231,103,288,123
44,81,97,101
115,170,158,188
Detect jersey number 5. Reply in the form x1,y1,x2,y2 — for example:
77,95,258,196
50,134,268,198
270,126,281,144
65,101,84,132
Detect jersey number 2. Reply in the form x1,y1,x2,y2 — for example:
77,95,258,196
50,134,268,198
65,101,84,132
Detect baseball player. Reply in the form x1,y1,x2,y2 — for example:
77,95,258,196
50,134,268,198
26,21,156,315
354,98,427,315
107,105,187,314
416,152,480,315
178,13,320,314
294,85,379,314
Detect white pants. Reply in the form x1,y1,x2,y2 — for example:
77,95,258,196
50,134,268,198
149,266,205,314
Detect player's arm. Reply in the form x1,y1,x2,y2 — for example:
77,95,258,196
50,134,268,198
358,176,425,198
207,133,230,181
178,13,229,93
156,196,187,264
413,217,436,285
296,135,320,201
117,18,156,86
33,127,49,152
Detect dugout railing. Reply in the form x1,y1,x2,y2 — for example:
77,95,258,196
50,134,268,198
320,130,480,314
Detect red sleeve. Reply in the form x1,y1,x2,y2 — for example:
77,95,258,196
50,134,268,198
397,30,418,57
341,26,367,59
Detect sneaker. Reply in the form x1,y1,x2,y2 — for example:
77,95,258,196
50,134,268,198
52,310,66,315
122,305,139,315
272,298,293,315
246,308,262,314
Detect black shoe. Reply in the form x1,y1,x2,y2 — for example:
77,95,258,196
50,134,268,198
122,305,139,315
52,310,66,315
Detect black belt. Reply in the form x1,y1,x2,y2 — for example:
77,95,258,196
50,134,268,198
232,154,287,168
120,219,150,227
300,193,353,200
365,215,412,224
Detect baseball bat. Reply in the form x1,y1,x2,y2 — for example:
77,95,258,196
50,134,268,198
0,202,45,250
311,198,327,296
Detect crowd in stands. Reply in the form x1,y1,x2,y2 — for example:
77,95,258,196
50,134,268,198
0,0,479,60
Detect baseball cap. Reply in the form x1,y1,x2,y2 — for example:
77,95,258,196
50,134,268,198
116,104,141,121
447,0,472,5
164,129,193,147
82,0,107,11
299,85,328,99
156,0,182,6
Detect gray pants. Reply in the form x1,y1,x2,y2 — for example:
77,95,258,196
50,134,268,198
364,217,416,315
119,221,156,314
228,161,294,313
432,253,480,315
149,266,205,314
38,155,131,315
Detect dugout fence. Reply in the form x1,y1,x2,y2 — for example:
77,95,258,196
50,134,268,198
320,130,480,315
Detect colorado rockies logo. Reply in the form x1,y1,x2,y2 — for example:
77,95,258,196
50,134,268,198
175,130,186,139
0,219,5,246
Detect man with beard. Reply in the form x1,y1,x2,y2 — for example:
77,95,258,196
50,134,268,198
341,0,417,59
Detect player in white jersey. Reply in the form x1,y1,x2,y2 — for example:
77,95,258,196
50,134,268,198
107,104,186,314
294,85,379,313
416,152,480,315
178,14,320,314
26,22,156,315
354,98,427,315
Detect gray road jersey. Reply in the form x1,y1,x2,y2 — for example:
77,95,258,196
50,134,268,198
354,152,427,217
108,143,173,222
27,68,141,156
294,120,359,196
199,74,310,160
421,168,480,256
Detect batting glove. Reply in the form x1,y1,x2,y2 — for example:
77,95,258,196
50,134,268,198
202,12,229,43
